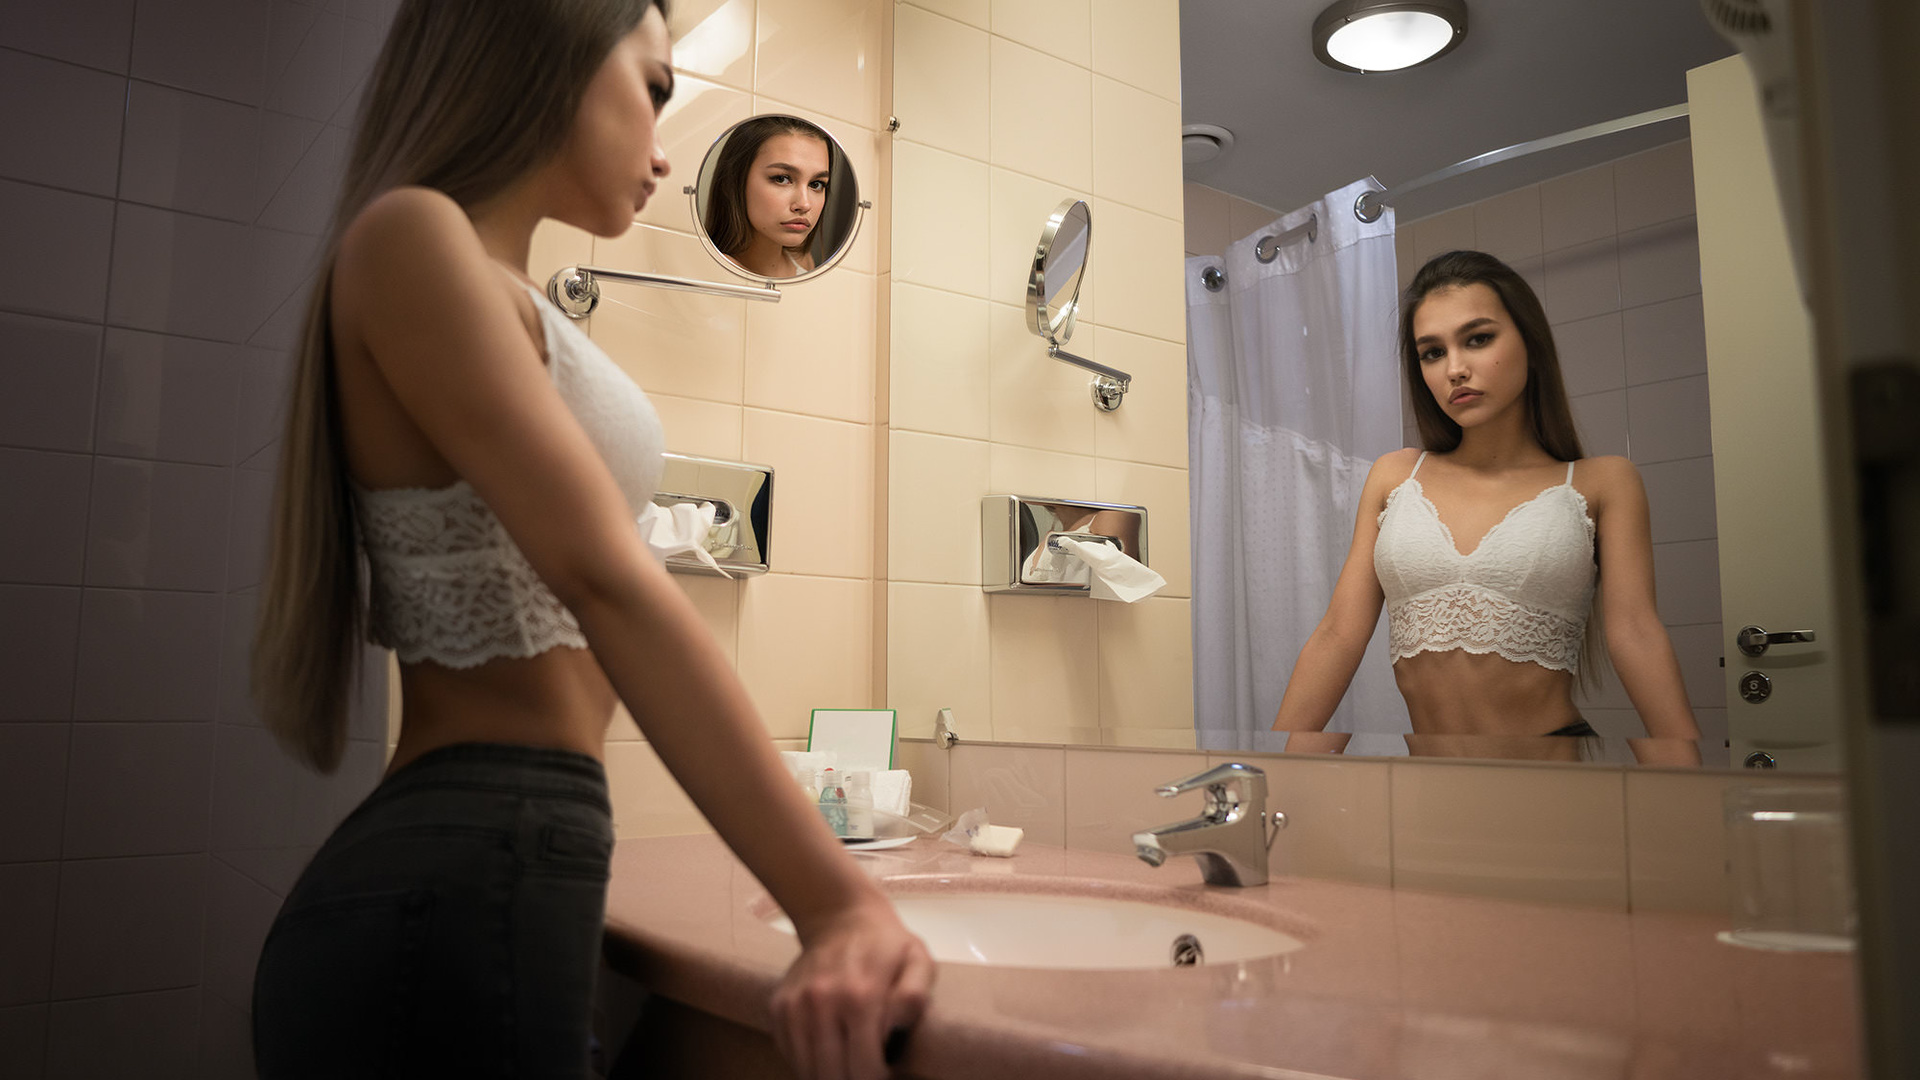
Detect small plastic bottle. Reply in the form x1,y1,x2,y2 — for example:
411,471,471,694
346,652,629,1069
817,768,848,837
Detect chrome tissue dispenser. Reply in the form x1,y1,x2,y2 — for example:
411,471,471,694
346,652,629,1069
653,452,773,577
980,495,1149,594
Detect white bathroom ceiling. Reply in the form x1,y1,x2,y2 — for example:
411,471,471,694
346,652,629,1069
1179,0,1738,221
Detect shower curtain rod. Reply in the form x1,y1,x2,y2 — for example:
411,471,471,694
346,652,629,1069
1354,102,1690,222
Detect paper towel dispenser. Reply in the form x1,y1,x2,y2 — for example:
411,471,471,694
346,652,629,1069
654,452,773,576
981,495,1149,594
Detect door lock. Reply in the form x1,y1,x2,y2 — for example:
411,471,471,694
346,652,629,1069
1739,670,1773,704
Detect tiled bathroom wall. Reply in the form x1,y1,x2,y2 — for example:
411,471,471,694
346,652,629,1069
1181,182,1281,259
1393,140,1726,753
883,0,1194,748
0,3,395,1076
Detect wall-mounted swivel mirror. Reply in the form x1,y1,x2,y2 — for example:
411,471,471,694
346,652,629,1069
693,113,865,283
1023,198,1130,411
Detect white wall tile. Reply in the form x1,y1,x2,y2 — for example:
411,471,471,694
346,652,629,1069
223,462,271,591
51,853,207,998
0,0,137,72
83,458,231,590
0,314,101,455
0,449,93,585
1470,184,1544,263
1622,294,1708,386
234,346,292,464
106,205,257,343
1552,312,1624,397
0,725,67,863
117,80,262,222
0,50,127,196
1540,164,1616,253
129,0,271,106
1613,140,1696,233
95,330,241,466
1569,390,1629,459
63,722,214,858
1639,456,1719,543
1669,622,1725,708
0,178,114,322
1618,217,1701,308
200,858,278,1010
47,987,200,1080
256,124,347,235
72,589,220,722
0,862,59,1005
1541,237,1621,324
0,586,82,721
1626,374,1712,464
1652,539,1722,628
264,3,353,122
1410,206,1474,266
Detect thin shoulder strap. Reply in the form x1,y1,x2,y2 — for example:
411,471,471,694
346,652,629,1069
1409,451,1428,477
1564,459,1576,484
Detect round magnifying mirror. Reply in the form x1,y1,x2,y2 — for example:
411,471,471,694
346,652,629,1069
691,114,864,283
1027,198,1091,346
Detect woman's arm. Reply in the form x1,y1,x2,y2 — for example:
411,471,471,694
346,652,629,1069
1588,457,1702,745
336,189,928,1080
1270,451,1407,738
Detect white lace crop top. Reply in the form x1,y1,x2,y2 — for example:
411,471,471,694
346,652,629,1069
352,279,665,668
1372,452,1596,674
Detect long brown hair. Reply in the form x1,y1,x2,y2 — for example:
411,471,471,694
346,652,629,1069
252,0,669,772
703,115,833,261
1397,249,1609,687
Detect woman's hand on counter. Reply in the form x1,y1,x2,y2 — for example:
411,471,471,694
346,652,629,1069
771,898,935,1080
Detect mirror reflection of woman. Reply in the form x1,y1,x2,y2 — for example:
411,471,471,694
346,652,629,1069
704,115,834,279
248,4,930,1077
1272,251,1701,763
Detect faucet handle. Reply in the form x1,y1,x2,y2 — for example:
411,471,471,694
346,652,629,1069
1154,761,1266,801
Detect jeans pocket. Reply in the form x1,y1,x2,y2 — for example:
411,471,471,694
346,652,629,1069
253,888,433,1079
534,820,613,881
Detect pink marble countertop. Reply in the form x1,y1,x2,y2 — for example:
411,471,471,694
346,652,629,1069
603,834,1861,1079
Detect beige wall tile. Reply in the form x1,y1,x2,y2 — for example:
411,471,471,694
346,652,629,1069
991,0,1089,66
988,593,1098,741
988,300,1097,455
1096,596,1191,731
1469,183,1544,264
904,0,987,31
1089,200,1185,342
1625,769,1729,914
529,219,595,285
649,393,744,460
679,571,742,668
887,583,990,739
989,443,1097,501
668,0,757,91
894,3,989,162
947,742,1066,847
1089,0,1180,102
1102,728,1196,749
1207,752,1393,886
891,140,990,296
755,0,885,128
894,738,951,813
886,430,989,584
1092,76,1183,217
1390,760,1629,908
637,74,752,234
607,740,711,839
1225,195,1279,246
890,281,991,440
1614,140,1697,232
1541,163,1617,253
590,225,745,402
1394,227,1418,291
738,574,875,739
741,408,873,579
744,268,875,423
1182,183,1229,257
987,167,1091,309
1089,326,1186,467
988,37,1091,191
1410,205,1474,265
1094,458,1188,597
1063,747,1206,855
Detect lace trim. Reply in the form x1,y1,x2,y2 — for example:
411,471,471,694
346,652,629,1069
1379,477,1595,553
1388,583,1584,674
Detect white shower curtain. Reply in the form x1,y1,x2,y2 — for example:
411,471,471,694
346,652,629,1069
1188,178,1409,752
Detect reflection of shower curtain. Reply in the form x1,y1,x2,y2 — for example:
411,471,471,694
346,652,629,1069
1187,178,1409,751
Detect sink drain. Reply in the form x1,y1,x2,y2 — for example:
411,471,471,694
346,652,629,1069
1170,933,1204,967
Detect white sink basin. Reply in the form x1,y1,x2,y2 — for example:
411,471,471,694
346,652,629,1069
769,891,1306,971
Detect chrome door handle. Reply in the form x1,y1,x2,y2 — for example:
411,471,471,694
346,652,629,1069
1736,625,1816,657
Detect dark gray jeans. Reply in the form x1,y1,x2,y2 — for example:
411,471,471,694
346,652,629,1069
253,743,614,1079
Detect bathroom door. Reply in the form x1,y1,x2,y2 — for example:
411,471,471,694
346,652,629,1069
1690,56,1845,771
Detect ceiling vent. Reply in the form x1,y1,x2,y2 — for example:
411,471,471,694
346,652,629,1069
1182,124,1235,165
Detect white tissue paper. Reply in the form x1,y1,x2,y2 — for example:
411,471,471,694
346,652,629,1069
868,770,912,820
1053,536,1165,603
636,501,732,578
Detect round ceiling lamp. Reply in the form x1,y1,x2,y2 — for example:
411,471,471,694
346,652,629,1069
1181,124,1235,165
1313,0,1467,74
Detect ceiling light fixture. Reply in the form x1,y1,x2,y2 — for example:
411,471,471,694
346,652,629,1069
1181,124,1235,166
1313,0,1468,74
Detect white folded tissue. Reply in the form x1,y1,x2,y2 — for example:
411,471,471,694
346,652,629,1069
1050,536,1165,603
636,501,732,578
868,770,912,820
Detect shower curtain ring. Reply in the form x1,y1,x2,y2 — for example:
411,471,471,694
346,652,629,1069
1202,265,1227,292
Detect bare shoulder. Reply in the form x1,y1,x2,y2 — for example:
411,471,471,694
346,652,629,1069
336,187,483,292
1574,455,1646,513
1368,446,1425,486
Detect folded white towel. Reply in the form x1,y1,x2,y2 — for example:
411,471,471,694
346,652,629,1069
778,750,834,789
868,769,912,820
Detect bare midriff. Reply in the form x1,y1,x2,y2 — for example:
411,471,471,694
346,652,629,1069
1391,648,1583,735
385,650,618,776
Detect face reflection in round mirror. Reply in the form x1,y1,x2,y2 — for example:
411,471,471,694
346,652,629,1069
694,114,862,282
1028,199,1090,345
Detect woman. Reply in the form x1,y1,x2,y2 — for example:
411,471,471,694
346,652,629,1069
704,115,835,278
1271,251,1700,753
248,3,931,1078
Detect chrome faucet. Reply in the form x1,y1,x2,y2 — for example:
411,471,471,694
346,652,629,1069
1131,762,1286,887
